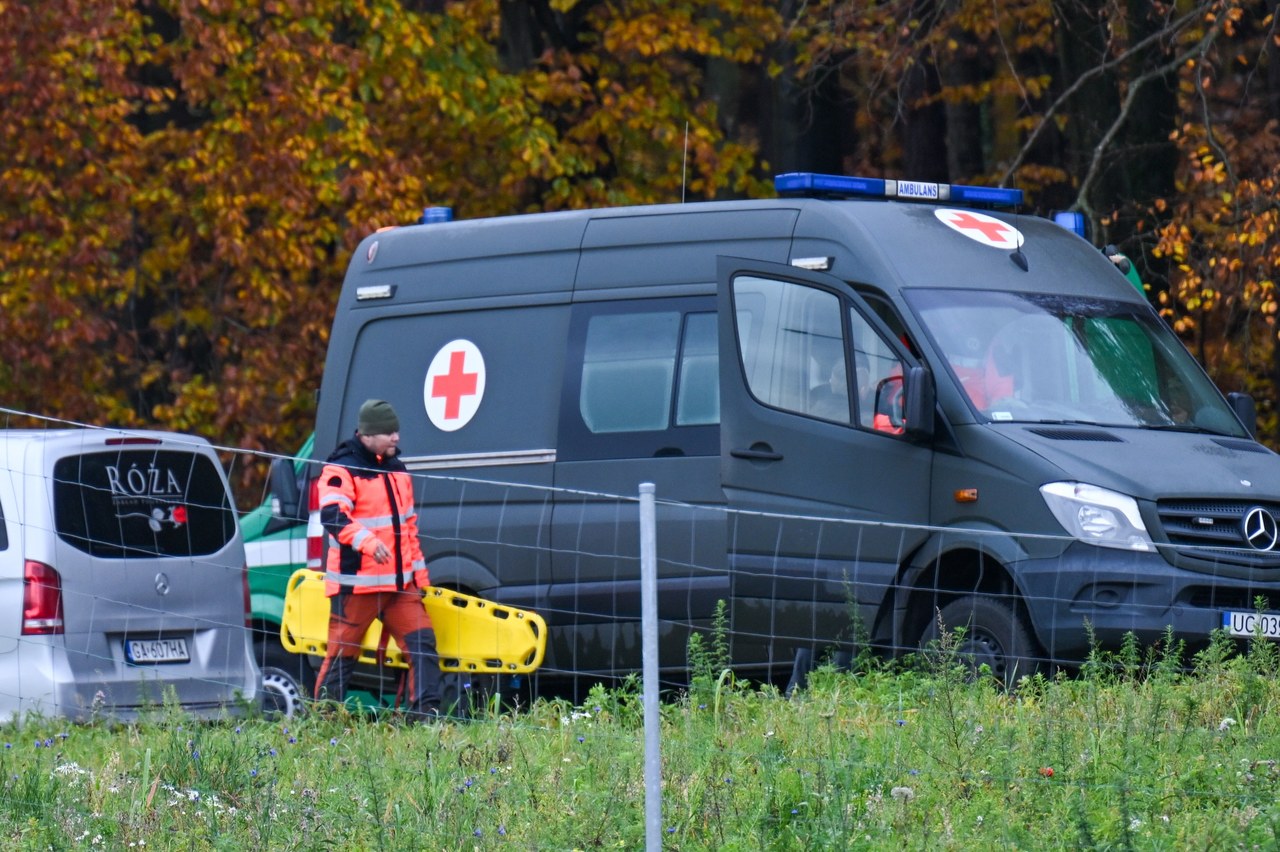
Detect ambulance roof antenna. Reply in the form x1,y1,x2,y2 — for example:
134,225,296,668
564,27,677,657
681,121,689,203
1010,228,1029,272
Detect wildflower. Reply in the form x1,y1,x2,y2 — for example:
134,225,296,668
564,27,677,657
1039,767,1054,778
269,748,278,757
1219,717,1236,732
891,786,915,802
976,815,984,825
3,743,9,750
235,726,241,734
577,736,585,743
330,738,338,746
250,769,258,778
666,827,675,834
289,737,297,744
1129,818,1142,831
909,769,920,776
895,719,906,727
498,826,507,836
473,829,482,837
192,751,200,760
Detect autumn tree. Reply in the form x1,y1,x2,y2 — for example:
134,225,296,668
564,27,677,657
0,0,784,502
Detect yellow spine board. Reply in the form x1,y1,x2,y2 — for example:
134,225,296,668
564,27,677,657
280,569,546,674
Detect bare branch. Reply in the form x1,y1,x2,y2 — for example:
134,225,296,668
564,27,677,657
1076,13,1229,223
999,3,1208,187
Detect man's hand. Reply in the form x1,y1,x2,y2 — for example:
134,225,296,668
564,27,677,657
362,537,391,563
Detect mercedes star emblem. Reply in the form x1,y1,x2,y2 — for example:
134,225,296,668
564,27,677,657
1241,507,1279,552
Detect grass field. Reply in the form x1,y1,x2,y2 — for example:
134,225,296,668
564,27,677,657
3,628,1280,850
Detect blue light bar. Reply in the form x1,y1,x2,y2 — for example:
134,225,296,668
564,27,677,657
774,173,887,198
420,206,453,224
775,172,1022,208
948,183,1023,207
1053,211,1086,238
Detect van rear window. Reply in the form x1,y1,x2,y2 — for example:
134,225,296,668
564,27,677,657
53,450,236,558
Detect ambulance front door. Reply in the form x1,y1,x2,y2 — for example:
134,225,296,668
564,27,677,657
716,257,933,659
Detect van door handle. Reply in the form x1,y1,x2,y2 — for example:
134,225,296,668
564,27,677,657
730,444,783,462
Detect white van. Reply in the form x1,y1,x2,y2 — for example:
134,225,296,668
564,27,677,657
0,429,260,721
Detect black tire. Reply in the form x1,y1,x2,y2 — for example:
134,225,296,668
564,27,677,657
440,672,498,719
257,639,316,718
919,596,1040,686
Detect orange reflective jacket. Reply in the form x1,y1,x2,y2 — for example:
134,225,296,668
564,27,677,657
318,436,427,596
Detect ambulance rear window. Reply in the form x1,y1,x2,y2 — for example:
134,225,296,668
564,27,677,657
53,450,237,558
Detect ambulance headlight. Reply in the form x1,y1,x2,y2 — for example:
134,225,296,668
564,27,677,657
1040,482,1154,552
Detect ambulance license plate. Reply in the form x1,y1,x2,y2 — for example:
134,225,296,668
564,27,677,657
1223,611,1280,640
125,637,190,664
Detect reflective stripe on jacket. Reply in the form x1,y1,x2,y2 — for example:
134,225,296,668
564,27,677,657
319,435,429,596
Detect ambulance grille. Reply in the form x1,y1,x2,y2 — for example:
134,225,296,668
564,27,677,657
1156,499,1280,569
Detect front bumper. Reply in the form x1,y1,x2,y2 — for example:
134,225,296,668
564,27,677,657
1016,541,1280,663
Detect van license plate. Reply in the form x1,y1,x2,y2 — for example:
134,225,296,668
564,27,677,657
125,638,190,664
1223,611,1280,639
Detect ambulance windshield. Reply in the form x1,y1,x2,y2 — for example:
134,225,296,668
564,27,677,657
907,289,1246,435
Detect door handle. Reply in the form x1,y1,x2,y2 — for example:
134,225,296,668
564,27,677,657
730,444,783,462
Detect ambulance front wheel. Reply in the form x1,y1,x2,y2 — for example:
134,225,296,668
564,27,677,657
918,596,1040,688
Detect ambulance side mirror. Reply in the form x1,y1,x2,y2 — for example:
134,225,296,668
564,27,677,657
268,457,303,522
1227,392,1257,438
903,366,936,442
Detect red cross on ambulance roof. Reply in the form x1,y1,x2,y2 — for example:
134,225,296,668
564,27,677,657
423,339,485,432
934,208,1024,250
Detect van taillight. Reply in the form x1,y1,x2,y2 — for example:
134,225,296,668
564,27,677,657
22,561,64,635
305,477,325,570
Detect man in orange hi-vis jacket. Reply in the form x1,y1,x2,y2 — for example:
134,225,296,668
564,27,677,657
314,399,442,720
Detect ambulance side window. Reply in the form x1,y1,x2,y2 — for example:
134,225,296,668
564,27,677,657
732,275,907,433
561,297,719,461
734,276,842,418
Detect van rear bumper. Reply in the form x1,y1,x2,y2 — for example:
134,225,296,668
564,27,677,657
1017,542,1280,663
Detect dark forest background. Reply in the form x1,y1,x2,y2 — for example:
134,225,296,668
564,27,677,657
2,0,1278,501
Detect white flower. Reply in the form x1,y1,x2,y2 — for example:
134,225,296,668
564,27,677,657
890,786,915,802
1219,717,1236,732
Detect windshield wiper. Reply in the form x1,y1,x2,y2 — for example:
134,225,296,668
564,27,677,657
1137,422,1231,436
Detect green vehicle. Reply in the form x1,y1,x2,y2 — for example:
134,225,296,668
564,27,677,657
242,434,317,717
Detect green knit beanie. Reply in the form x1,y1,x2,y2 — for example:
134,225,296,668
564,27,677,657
358,399,400,435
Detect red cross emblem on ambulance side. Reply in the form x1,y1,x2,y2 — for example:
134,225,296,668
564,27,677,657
423,339,485,432
934,208,1023,250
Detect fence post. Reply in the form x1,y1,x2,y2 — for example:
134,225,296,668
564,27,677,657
639,482,661,849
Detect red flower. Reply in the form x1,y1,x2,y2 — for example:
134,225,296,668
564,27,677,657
1038,767,1054,778
171,506,188,525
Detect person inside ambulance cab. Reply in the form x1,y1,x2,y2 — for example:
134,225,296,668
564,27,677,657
314,399,443,720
